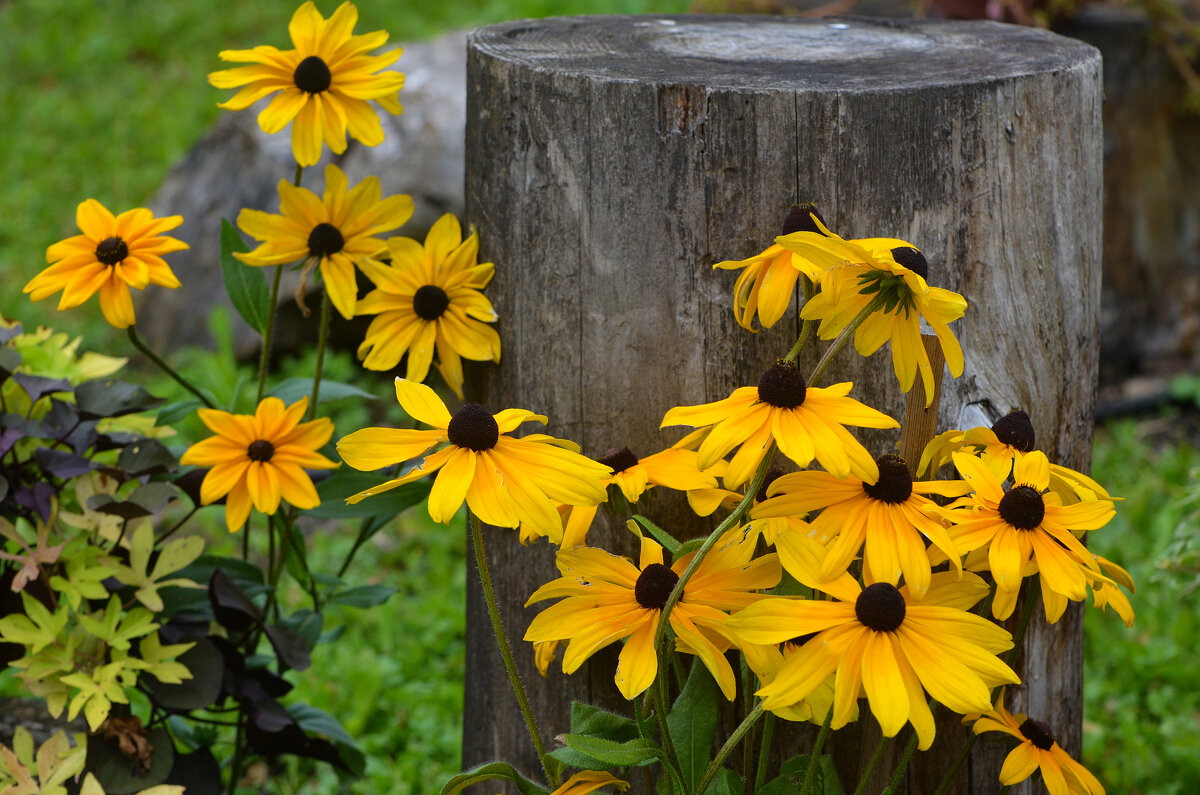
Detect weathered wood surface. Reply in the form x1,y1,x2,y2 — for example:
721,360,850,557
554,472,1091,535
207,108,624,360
464,15,1101,793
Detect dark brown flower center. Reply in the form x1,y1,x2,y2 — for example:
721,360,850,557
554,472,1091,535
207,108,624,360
998,485,1045,530
862,454,913,504
446,403,499,452
247,440,275,462
634,563,679,610
598,447,638,474
992,410,1036,452
757,361,807,409
293,55,332,94
413,285,450,320
781,204,827,236
1018,718,1056,751
307,223,345,259
755,468,785,504
890,247,929,281
95,237,129,266
855,582,906,632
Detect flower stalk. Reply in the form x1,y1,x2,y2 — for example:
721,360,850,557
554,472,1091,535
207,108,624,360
469,512,558,788
126,326,214,408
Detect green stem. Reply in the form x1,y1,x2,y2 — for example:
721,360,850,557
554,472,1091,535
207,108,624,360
694,703,763,795
469,513,558,787
256,265,284,403
800,706,833,795
752,711,775,795
931,580,1041,795
226,712,246,795
806,293,887,388
127,326,214,408
882,730,919,793
308,290,332,420
336,516,379,579
783,277,817,364
850,735,889,795
651,446,776,657
651,663,686,792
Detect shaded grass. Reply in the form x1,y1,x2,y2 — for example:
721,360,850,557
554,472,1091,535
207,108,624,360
1084,413,1200,795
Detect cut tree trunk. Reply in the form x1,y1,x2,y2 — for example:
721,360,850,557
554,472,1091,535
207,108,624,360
463,15,1101,793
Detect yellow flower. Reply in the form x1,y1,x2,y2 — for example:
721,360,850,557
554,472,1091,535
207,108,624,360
754,453,970,598
941,451,1116,621
726,573,1019,749
180,397,336,532
713,205,828,331
560,445,719,547
525,528,780,700
548,771,630,795
336,379,611,541
208,1,404,167
356,214,499,397
235,164,413,319
661,360,899,489
742,637,837,725
973,697,1105,794
919,410,1119,505
778,226,966,406
24,200,187,329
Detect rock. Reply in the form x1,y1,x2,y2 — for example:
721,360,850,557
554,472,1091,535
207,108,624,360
137,30,468,358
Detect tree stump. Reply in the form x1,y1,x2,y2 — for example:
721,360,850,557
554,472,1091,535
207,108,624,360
463,15,1101,793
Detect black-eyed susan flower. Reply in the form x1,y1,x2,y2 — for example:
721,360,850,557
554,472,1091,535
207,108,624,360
742,636,837,725
355,214,499,398
235,164,413,320
713,205,829,331
754,453,971,598
726,573,1018,748
920,410,1118,505
941,451,1115,621
180,397,336,532
208,1,404,167
559,444,719,547
778,228,966,407
524,528,780,700
972,697,1105,794
661,360,899,489
548,771,630,795
337,379,610,541
24,200,187,329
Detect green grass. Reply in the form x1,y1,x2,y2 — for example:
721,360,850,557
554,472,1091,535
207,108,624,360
1084,414,1200,795
0,0,689,349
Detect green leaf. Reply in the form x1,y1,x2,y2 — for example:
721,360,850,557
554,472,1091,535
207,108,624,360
220,219,272,336
309,470,430,520
266,376,378,407
560,734,663,767
667,658,720,793
440,761,550,795
632,514,681,554
156,399,201,427
759,754,843,795
569,702,640,742
328,584,398,609
704,768,743,795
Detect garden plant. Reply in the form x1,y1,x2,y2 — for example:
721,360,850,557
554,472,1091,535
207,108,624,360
0,2,1141,795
